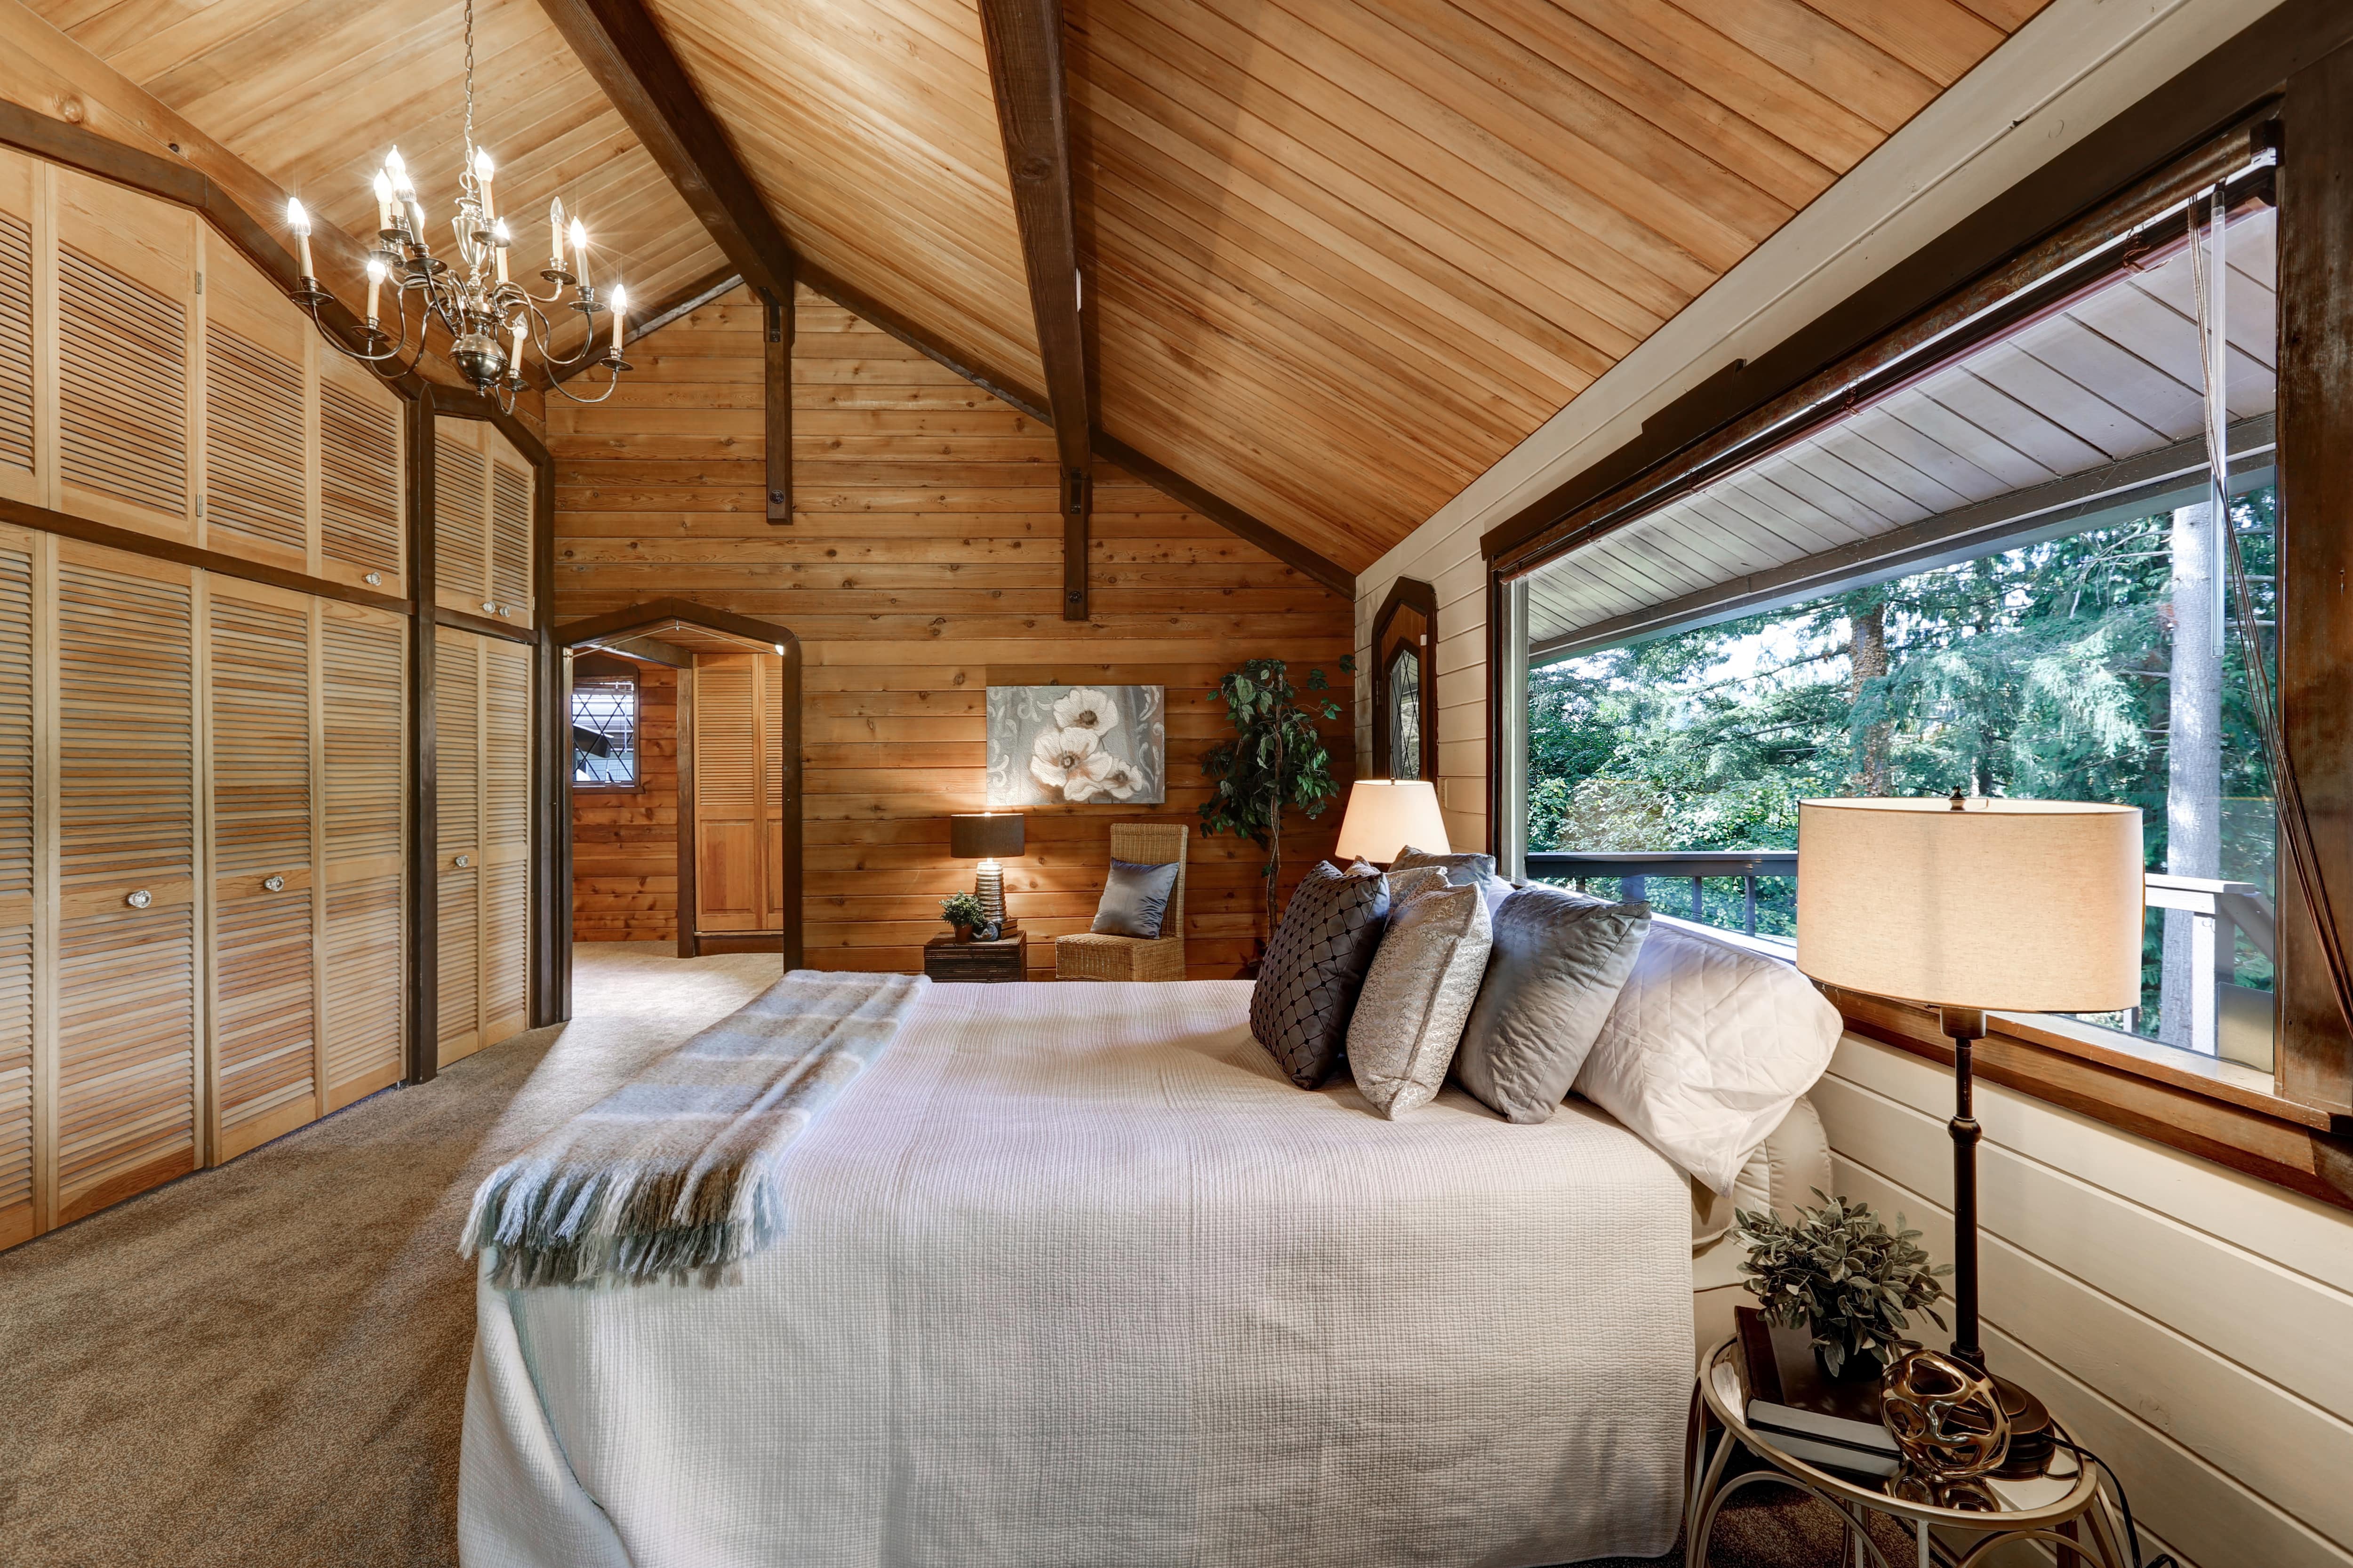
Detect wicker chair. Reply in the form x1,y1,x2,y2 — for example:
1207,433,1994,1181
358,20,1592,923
1055,823,1188,981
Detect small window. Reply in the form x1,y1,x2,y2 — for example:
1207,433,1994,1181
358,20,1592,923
572,678,639,788
1386,645,1422,780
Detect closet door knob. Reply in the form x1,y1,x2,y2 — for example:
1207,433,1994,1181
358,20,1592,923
482,600,497,614
454,854,472,868
364,572,383,586
263,875,286,893
125,889,152,909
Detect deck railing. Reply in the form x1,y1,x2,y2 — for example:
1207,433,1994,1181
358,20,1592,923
1523,852,2276,1065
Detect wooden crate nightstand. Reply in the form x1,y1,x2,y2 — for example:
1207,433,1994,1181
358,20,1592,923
923,931,1026,983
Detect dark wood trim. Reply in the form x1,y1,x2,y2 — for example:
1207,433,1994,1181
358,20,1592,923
693,933,788,956
674,663,697,959
789,262,1354,599
553,265,741,384
2276,39,2353,1115
432,604,536,645
765,288,794,524
530,0,795,305
0,496,410,614
1480,0,2353,573
404,390,440,1085
558,599,803,968
975,0,1094,621
1833,990,2353,1215
1369,577,1438,784
1486,566,1508,863
578,632,693,668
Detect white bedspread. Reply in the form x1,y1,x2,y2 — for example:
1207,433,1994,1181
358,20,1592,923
461,980,1691,1568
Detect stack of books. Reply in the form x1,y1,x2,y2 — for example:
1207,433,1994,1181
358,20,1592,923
1734,1306,1902,1479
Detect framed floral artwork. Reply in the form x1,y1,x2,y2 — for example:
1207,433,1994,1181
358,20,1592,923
986,685,1166,806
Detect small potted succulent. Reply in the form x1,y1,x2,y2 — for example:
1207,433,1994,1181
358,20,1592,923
940,891,986,942
1736,1191,1950,1381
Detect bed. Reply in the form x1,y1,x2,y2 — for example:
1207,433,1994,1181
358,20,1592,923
461,976,1700,1568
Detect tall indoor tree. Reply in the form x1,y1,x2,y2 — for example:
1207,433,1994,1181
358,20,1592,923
1199,656,1353,944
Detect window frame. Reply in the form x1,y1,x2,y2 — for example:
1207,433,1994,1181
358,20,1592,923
1480,27,2353,1210
1369,577,1438,784
570,667,644,793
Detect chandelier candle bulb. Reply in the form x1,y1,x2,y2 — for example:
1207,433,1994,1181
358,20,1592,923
472,147,495,222
364,257,385,322
491,219,510,283
610,285,626,354
568,217,591,292
372,171,393,233
548,197,565,274
286,199,314,280
511,317,526,377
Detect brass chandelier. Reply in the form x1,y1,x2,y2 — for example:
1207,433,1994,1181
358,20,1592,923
288,0,628,411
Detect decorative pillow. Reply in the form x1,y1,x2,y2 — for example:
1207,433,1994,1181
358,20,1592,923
1346,883,1493,1118
1391,844,1497,887
1382,864,1450,917
1090,858,1181,938
1572,919,1844,1193
1454,886,1652,1124
1249,862,1391,1088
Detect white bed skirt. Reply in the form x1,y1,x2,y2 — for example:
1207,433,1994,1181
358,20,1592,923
461,979,1691,1568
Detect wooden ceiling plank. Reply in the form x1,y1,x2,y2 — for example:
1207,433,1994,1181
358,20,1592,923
1670,0,1940,136
1080,3,1657,358
1794,0,2008,87
1072,55,1621,388
1839,408,2012,504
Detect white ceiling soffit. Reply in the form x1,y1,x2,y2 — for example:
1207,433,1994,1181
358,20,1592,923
1526,204,2276,660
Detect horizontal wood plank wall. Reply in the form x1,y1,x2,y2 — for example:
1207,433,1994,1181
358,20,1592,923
1814,1034,2353,1568
570,664,678,943
552,283,1353,976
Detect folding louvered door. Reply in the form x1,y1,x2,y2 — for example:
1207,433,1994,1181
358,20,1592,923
433,420,532,625
0,528,33,1248
320,604,405,1108
435,627,529,1068
692,652,784,939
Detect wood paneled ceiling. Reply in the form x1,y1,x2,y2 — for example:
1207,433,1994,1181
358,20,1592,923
26,0,2052,571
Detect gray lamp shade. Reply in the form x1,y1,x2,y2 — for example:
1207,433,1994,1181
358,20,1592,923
950,813,1025,860
1795,797,2144,1013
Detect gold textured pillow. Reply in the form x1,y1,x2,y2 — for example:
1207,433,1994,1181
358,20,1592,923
1345,882,1494,1119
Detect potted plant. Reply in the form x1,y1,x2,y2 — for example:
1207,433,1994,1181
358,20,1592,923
1735,1191,1949,1381
1198,656,1353,950
940,891,985,942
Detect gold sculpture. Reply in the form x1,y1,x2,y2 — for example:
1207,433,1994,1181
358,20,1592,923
1881,1346,2009,1509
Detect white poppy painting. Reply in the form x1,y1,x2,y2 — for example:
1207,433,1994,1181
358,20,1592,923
986,685,1166,806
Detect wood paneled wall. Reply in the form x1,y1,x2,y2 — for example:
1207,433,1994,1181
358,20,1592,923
571,664,678,943
553,283,1353,976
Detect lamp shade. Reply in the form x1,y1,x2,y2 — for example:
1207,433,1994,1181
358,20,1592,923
1795,797,2143,1012
949,812,1024,859
1332,779,1449,865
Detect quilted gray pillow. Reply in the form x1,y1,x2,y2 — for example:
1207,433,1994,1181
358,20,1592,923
1391,844,1497,887
1346,882,1493,1118
1453,885,1651,1124
1249,862,1390,1088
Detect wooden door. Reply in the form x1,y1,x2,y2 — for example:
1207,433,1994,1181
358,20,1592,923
317,358,404,597
488,453,530,622
0,147,37,511
691,651,784,938
199,237,309,570
481,639,530,1045
320,601,404,1108
206,579,316,1160
52,541,199,1224
0,527,33,1249
435,627,480,1064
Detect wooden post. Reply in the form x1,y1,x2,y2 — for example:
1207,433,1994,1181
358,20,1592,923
765,286,792,525
403,388,438,1084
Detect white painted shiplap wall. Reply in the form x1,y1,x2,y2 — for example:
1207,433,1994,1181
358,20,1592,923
1352,0,2292,858
1343,1,2353,1560
1818,1035,2353,1568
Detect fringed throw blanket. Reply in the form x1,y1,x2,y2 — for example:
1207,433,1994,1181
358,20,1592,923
464,968,929,1288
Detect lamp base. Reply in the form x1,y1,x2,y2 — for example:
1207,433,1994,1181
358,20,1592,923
975,861,1005,926
1991,1375,2055,1478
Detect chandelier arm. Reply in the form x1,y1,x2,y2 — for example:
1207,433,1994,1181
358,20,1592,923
544,357,628,405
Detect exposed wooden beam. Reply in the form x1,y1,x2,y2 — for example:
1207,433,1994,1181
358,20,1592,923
976,0,1092,620
531,0,794,306
766,289,793,525
553,264,739,384
794,261,1354,600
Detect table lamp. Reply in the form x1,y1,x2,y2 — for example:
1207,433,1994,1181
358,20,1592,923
1332,779,1449,868
950,812,1024,927
1796,792,2141,1461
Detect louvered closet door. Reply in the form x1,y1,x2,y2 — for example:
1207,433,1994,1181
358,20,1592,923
53,171,196,542
200,245,309,571
54,543,197,1224
207,579,317,1160
0,529,34,1248
320,601,404,1108
487,455,530,624
435,627,480,1065
693,654,760,933
0,149,37,510
480,639,530,1047
433,433,488,618
319,359,404,597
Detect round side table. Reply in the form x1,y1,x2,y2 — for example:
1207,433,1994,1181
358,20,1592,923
1689,1336,2131,1568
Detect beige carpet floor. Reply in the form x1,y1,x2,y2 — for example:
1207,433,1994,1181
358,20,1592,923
1,944,1900,1568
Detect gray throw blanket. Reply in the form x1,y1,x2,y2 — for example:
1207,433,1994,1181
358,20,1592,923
463,968,929,1288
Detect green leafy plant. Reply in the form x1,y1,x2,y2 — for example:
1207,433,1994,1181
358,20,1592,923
1736,1190,1949,1377
939,891,985,930
1198,656,1353,940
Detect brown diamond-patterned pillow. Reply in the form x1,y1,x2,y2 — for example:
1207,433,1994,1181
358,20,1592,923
1250,861,1391,1088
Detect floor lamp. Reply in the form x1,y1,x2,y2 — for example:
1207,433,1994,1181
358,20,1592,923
1794,793,2143,1466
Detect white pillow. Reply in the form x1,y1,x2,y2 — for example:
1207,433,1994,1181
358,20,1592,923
1571,920,1842,1194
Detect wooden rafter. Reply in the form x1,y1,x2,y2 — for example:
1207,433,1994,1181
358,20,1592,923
976,0,1093,621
